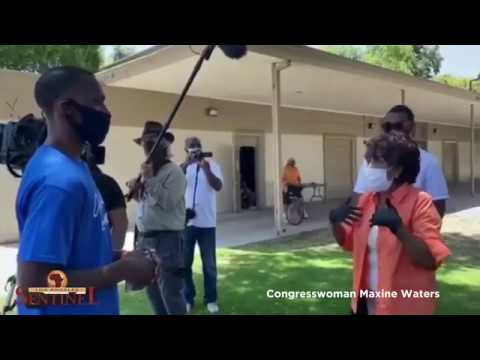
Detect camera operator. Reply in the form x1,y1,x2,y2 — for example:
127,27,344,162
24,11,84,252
127,121,187,315
83,145,128,250
16,66,156,315
181,137,223,314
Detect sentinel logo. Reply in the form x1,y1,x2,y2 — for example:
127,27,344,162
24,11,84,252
17,270,99,307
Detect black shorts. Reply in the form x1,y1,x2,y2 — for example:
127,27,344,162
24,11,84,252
283,185,303,205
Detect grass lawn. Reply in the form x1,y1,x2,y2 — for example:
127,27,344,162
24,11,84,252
3,219,479,315
120,227,480,315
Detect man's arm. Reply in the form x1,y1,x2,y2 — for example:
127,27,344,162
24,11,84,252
102,175,129,250
18,250,155,297
18,260,123,289
16,185,154,298
109,208,128,250
423,155,449,219
200,160,223,192
432,200,446,218
180,156,195,174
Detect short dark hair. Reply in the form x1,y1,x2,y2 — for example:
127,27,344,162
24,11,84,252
34,66,95,113
365,131,420,184
387,104,415,123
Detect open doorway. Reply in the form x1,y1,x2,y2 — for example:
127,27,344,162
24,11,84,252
240,146,257,209
442,140,459,186
233,133,264,212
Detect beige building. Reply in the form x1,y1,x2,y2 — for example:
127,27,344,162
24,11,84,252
1,45,480,242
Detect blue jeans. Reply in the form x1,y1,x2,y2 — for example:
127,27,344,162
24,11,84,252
184,226,217,305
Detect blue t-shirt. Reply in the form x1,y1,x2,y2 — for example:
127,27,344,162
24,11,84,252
16,145,119,315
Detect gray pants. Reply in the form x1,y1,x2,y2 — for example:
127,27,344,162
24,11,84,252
137,231,187,315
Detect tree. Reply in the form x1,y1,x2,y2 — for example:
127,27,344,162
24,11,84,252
322,45,443,79
435,74,480,92
322,45,366,61
112,45,136,62
364,45,415,75
365,45,442,79
410,45,442,78
0,45,102,74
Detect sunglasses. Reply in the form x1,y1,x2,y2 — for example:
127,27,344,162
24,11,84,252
381,122,404,133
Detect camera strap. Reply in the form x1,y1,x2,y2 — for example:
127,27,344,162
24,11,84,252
191,164,200,211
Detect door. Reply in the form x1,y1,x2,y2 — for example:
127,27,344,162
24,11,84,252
442,141,458,185
239,146,256,209
324,136,354,199
232,133,263,212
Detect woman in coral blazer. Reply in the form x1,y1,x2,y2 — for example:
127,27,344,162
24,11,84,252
329,132,451,315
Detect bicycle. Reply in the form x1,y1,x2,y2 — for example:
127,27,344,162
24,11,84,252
285,183,326,226
2,275,16,315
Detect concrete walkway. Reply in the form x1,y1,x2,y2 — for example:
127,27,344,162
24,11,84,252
121,199,343,250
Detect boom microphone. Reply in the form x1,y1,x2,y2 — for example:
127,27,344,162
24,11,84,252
126,44,248,201
218,45,248,59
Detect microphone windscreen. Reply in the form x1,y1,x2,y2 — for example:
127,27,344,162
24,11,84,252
218,45,248,59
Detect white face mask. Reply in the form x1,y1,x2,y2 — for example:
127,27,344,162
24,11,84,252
364,166,393,192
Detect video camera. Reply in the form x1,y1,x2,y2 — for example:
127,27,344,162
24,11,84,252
188,148,213,161
0,113,107,178
0,114,47,177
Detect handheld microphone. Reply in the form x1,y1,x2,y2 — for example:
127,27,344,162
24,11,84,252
218,45,248,60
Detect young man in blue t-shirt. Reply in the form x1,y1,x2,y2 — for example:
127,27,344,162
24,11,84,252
16,66,156,315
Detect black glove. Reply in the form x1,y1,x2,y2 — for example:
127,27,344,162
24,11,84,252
329,197,362,225
370,199,403,234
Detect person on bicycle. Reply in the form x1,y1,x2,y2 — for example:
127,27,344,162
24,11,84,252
282,158,308,222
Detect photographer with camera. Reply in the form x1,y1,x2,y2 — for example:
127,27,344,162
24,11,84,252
16,66,157,315
181,137,223,314
83,144,128,250
127,121,187,315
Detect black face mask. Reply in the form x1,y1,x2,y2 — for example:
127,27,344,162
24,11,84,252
67,100,111,146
